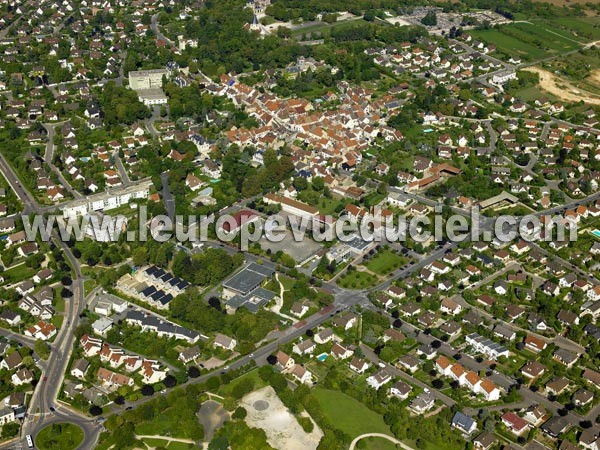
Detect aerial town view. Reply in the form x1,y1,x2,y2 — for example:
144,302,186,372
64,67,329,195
0,0,600,448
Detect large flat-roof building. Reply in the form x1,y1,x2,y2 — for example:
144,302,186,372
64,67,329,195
128,69,167,90
222,263,275,299
128,69,169,106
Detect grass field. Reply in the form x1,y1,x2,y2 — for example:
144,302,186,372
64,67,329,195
217,369,266,397
537,16,600,41
337,269,378,289
291,18,364,39
364,249,406,276
35,423,84,450
313,388,396,449
513,85,558,102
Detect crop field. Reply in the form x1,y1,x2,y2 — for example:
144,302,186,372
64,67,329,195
538,16,600,41
471,21,584,61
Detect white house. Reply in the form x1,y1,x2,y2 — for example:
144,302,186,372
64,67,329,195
366,368,392,390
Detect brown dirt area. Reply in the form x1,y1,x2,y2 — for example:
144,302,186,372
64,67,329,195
523,67,600,105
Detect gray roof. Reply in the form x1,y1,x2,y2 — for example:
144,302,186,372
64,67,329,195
72,358,90,373
223,263,274,296
452,411,476,432
225,287,275,313
125,310,201,341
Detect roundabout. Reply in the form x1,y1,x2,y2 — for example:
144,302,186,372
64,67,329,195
35,422,85,450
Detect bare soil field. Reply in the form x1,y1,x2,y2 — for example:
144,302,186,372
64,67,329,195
241,386,323,450
523,67,600,105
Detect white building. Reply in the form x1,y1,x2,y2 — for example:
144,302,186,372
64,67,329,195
61,180,152,219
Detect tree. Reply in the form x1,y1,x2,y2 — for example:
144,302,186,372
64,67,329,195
421,11,437,26
312,177,324,191
0,422,19,439
132,247,149,266
266,354,277,365
113,421,136,448
89,405,103,416
164,375,177,388
293,177,308,191
141,384,155,396
188,366,201,378
363,11,375,21
114,395,125,405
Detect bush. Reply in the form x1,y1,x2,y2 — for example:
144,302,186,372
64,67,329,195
1,422,19,438
232,407,247,420
298,416,314,433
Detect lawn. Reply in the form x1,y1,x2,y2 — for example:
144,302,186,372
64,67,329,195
35,423,84,450
337,269,378,289
278,274,296,291
364,249,406,276
55,297,65,313
84,279,97,296
313,388,395,449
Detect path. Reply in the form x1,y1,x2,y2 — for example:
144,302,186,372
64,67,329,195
349,433,416,450
136,434,195,446
269,273,296,321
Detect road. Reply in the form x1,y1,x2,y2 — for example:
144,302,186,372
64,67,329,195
113,152,131,187
41,123,82,199
150,14,175,47
160,171,175,220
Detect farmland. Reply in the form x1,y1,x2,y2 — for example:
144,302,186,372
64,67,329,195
471,21,586,61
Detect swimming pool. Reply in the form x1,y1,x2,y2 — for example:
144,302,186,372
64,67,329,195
316,353,328,362
592,229,600,238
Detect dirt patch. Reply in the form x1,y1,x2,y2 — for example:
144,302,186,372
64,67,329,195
589,69,600,87
241,386,323,450
198,400,230,442
523,66,600,105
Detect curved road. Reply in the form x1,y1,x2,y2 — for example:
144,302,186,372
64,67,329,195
0,152,101,449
